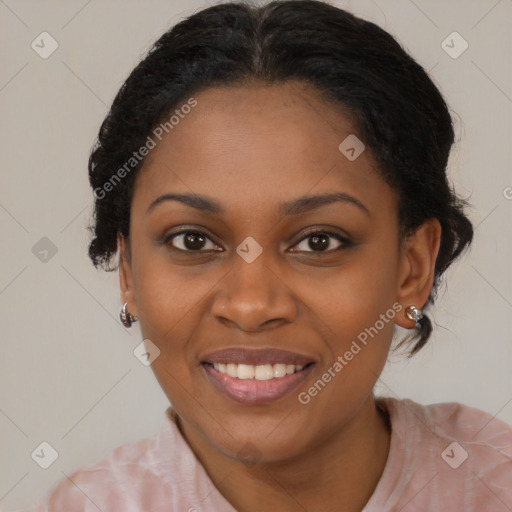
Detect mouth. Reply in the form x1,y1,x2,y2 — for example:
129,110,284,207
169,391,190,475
200,347,315,405
203,361,313,380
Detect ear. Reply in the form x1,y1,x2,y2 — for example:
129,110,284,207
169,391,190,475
118,233,138,317
395,218,441,329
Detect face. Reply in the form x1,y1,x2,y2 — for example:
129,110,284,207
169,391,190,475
119,81,437,463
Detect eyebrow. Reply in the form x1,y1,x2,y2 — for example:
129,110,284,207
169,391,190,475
281,192,370,217
146,193,223,215
146,192,370,217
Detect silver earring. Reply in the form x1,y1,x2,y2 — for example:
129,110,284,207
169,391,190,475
405,305,423,324
120,302,137,328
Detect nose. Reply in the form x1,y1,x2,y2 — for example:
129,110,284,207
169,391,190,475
211,255,297,332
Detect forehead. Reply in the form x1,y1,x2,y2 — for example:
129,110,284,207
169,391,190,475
133,81,391,215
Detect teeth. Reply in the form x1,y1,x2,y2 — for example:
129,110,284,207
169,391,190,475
237,364,255,379
273,364,286,378
255,364,273,380
211,362,307,380
226,363,238,378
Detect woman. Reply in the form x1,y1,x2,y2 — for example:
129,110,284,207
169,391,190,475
28,0,512,510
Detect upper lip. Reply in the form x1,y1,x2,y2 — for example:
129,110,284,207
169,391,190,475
201,347,314,366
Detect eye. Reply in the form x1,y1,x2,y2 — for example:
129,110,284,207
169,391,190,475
291,230,350,253
165,230,222,252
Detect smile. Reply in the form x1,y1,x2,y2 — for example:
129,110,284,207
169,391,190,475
209,362,307,380
200,347,316,404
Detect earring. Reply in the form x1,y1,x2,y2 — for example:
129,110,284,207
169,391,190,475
120,302,137,328
405,305,423,324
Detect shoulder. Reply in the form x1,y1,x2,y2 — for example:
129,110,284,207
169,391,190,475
390,397,512,451
380,397,512,510
31,436,174,510
26,407,222,511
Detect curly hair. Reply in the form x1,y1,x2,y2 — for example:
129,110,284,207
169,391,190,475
87,0,473,355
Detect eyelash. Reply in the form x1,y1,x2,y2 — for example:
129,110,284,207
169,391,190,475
163,228,352,254
292,229,352,253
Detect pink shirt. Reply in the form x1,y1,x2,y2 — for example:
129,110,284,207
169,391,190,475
23,397,512,511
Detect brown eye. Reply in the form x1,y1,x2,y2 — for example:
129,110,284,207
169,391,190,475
308,233,330,251
167,231,220,252
292,231,349,253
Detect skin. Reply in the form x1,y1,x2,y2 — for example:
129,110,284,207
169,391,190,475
118,81,441,512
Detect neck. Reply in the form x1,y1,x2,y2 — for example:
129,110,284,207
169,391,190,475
178,394,391,512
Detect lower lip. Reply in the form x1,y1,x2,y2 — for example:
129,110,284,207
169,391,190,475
202,363,314,405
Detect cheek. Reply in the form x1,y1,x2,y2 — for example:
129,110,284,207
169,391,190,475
302,244,400,343
131,239,216,331
296,263,399,428
134,266,211,411
130,249,216,371
299,240,400,389
311,284,395,399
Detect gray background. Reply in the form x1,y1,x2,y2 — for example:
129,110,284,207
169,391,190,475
1,0,511,509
